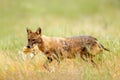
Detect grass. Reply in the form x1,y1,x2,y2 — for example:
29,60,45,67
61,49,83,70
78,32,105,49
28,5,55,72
0,0,120,80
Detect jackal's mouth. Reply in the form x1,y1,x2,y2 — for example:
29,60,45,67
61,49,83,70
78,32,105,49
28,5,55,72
33,43,38,47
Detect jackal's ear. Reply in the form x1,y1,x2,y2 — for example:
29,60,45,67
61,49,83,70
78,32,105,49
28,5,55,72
36,27,41,35
26,28,32,34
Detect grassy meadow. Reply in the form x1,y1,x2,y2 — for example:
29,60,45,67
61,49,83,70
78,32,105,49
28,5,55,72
0,0,120,80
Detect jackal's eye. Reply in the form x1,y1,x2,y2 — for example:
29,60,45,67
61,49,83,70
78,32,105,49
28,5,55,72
32,39,35,41
28,39,30,41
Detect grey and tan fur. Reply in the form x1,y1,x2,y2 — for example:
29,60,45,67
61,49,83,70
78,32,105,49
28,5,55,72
25,27,109,71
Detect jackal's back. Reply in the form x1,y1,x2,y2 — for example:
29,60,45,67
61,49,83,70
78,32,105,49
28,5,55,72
61,36,103,56
65,36,97,48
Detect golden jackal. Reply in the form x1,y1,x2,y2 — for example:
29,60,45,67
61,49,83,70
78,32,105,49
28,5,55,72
26,27,109,70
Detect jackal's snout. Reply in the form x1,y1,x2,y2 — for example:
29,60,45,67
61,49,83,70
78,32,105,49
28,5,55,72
27,45,31,48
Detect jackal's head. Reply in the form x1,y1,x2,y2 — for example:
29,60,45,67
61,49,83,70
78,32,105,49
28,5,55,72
26,27,42,48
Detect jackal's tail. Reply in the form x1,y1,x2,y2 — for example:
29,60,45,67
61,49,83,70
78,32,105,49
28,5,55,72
99,43,110,52
96,41,110,52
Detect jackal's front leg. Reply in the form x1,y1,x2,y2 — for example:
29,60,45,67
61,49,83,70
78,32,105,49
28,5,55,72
43,56,53,72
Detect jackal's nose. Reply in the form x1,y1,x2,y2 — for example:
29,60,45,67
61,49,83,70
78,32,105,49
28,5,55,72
27,45,30,48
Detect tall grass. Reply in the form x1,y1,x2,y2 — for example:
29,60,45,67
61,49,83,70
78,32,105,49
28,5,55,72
0,0,120,80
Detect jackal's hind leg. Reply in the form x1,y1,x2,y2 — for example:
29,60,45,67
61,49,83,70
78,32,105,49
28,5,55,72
89,55,98,68
80,53,88,62
80,47,90,62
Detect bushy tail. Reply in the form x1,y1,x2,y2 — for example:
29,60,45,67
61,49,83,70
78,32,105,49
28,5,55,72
99,43,110,52
96,40,110,52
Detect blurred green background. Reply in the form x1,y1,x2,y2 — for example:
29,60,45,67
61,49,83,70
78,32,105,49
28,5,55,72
0,0,120,79
0,0,120,52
